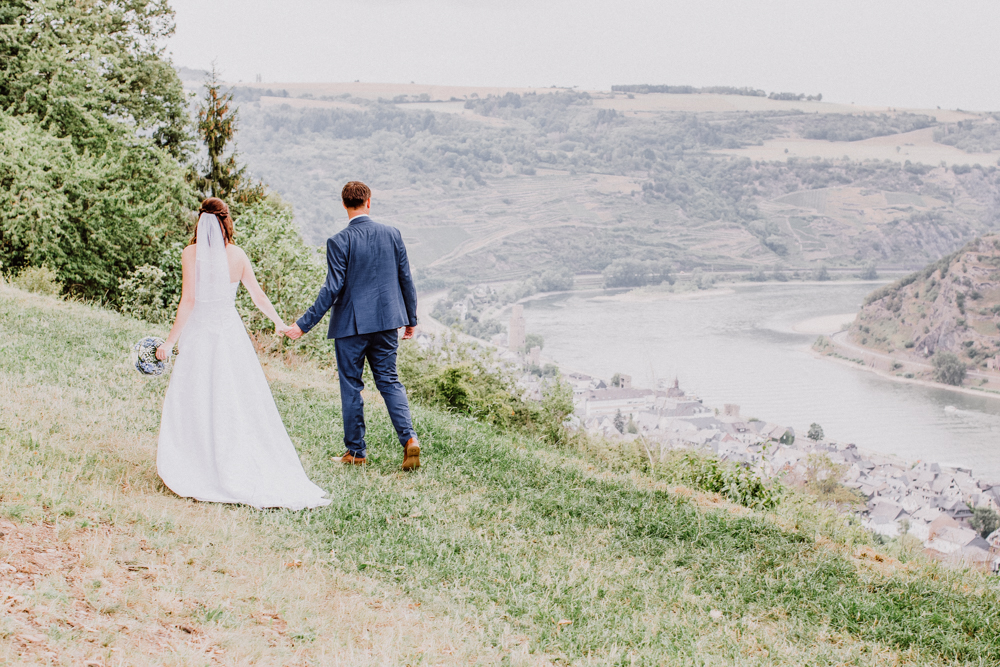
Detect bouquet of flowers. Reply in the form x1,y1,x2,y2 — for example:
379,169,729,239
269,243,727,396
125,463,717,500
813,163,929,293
133,336,168,376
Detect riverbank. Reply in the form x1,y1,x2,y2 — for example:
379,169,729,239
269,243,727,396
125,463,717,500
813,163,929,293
792,312,857,335
812,328,1000,402
590,278,889,303
522,281,1000,479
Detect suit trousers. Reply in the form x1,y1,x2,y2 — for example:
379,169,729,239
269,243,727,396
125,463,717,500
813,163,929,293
334,329,416,458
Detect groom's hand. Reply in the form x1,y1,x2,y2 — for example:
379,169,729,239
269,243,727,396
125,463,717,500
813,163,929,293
285,323,304,340
402,326,415,340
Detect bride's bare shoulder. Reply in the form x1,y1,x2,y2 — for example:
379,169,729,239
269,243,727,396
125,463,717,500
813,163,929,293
181,244,197,258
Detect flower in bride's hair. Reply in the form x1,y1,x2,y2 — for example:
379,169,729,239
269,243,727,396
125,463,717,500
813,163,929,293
133,336,168,376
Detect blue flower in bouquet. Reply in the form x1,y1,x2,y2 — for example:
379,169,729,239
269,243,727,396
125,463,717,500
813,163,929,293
133,336,167,376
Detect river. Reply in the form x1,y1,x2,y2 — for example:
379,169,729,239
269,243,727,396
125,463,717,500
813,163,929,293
522,282,1000,480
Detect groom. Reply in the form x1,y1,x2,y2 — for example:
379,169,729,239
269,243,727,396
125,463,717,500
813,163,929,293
285,181,421,470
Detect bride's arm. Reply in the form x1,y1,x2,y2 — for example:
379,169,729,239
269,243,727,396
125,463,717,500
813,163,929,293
156,246,196,360
236,247,287,332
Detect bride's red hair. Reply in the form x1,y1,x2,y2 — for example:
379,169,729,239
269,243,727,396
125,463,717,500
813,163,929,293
190,198,234,245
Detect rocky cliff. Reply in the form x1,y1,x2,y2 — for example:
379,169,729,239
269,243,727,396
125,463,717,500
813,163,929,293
850,235,1000,370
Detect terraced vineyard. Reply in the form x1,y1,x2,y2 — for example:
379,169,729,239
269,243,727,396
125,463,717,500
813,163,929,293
219,80,1000,286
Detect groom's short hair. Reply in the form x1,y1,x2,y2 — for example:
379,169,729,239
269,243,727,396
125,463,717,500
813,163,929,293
342,181,371,209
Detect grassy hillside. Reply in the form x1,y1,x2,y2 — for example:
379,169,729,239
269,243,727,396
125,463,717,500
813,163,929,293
849,234,1000,370
3,284,1000,665
219,85,1000,286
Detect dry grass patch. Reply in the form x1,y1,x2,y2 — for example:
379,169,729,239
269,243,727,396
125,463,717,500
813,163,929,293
0,285,525,666
0,508,509,666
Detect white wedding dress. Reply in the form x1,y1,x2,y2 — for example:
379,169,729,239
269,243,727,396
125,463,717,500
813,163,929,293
157,213,331,510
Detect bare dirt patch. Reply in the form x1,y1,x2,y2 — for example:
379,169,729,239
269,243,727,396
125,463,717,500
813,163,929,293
0,519,264,666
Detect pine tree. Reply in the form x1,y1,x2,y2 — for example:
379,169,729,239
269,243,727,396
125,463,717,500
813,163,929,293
613,409,625,434
196,67,246,199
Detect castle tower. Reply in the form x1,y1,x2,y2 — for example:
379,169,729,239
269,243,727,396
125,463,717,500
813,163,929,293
508,304,526,352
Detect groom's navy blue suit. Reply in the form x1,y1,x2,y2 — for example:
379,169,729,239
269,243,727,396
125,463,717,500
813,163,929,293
297,214,418,458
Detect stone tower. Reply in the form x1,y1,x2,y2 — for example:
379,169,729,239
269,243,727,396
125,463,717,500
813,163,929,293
508,304,526,352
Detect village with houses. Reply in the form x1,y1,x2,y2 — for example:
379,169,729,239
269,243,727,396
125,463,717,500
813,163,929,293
474,302,1000,574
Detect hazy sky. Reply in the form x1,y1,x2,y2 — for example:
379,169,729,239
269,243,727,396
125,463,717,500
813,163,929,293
167,0,1000,111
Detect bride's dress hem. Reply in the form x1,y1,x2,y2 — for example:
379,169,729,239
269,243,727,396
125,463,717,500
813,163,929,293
162,481,331,511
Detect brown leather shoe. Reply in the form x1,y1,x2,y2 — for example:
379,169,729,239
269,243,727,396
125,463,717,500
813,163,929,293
401,438,420,471
334,451,366,465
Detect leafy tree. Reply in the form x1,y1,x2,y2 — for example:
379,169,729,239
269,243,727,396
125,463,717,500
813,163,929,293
779,430,795,446
603,259,674,288
524,333,544,351
969,506,1000,539
537,268,574,292
0,0,190,156
933,352,966,386
0,111,194,301
0,1,196,302
807,423,824,441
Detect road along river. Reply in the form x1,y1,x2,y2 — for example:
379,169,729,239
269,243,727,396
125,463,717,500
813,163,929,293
522,282,1000,480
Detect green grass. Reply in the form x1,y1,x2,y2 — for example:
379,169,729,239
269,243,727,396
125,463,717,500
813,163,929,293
2,285,1000,665
268,388,1000,664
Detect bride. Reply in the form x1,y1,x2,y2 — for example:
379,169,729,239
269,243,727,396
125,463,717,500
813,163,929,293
154,198,330,510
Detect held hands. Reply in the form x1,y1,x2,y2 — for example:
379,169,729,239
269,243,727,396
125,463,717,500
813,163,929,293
278,323,409,340
275,322,292,336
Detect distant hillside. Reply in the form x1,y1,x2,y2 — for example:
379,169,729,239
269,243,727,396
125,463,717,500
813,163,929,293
850,235,1000,369
216,82,1000,286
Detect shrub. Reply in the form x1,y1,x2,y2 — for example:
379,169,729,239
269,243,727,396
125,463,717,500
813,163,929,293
118,265,167,322
663,451,782,509
859,260,878,280
11,266,62,296
801,454,863,507
398,335,573,445
933,352,966,386
812,265,831,281
232,200,326,333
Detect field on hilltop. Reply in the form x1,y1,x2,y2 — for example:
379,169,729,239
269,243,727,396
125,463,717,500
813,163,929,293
210,79,1000,286
5,283,1000,664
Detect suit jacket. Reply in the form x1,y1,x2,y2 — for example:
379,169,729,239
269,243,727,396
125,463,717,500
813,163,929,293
297,215,418,339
